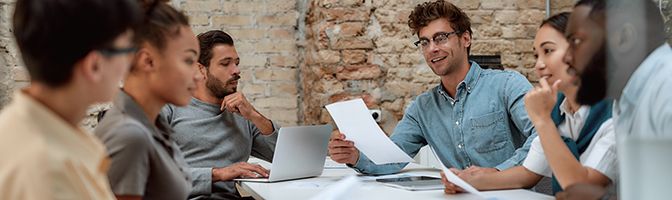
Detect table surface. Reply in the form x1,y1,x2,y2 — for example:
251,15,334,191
237,158,554,200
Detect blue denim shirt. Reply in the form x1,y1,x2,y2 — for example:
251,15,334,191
353,61,537,175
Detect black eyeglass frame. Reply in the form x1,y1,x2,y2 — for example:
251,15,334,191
413,31,464,49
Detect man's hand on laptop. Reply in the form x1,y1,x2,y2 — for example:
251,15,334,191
212,162,270,181
328,131,359,165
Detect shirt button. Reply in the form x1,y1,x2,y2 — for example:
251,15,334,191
458,143,463,149
455,121,460,126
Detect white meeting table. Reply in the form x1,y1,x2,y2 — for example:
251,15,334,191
237,158,554,200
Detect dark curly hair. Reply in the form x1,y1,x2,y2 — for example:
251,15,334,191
408,0,473,54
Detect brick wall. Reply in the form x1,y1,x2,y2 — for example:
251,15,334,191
301,0,573,133
1,0,671,132
172,0,304,126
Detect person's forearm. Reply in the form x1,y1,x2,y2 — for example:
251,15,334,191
534,119,592,188
250,111,274,135
470,166,541,190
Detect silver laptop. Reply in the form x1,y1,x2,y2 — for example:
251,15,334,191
235,124,333,182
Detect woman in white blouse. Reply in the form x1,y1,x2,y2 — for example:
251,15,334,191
441,12,616,195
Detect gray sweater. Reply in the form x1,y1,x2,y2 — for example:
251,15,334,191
161,98,279,200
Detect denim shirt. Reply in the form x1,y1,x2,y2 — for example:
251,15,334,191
353,61,537,175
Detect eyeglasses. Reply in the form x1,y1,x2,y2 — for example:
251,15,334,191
414,31,463,50
98,46,138,57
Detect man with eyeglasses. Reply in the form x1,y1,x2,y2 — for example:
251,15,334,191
0,0,141,199
329,0,537,176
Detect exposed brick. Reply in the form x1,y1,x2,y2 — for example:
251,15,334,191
268,28,295,39
212,15,254,27
474,24,502,39
270,55,299,67
256,40,297,53
240,54,268,67
255,69,298,81
374,9,412,24
494,10,519,24
342,50,367,64
481,0,518,10
227,29,266,40
513,39,535,53
189,14,210,26
259,12,299,27
516,0,546,9
451,0,480,10
375,36,411,53
241,83,266,96
520,10,546,25
319,0,364,8
335,64,382,80
520,52,537,69
240,69,255,82
222,1,261,14
255,96,298,109
336,22,367,37
314,50,341,64
465,10,494,24
269,109,299,126
383,81,422,98
332,37,374,50
323,8,370,22
471,40,515,54
501,25,538,39
270,82,299,96
265,1,298,13
182,0,221,12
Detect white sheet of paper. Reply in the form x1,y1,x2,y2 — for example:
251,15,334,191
326,99,414,164
441,168,484,196
428,146,485,197
308,175,361,200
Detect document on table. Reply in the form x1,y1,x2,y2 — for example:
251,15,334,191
429,146,486,197
308,175,361,200
325,99,414,165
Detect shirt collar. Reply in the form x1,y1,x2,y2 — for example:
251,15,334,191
14,90,87,137
559,98,590,120
436,61,483,99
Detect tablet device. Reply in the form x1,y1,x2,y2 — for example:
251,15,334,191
375,176,443,191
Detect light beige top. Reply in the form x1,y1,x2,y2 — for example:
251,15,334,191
0,91,115,200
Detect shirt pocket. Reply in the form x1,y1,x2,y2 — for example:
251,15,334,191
470,111,509,153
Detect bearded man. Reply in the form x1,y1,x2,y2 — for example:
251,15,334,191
162,30,278,200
